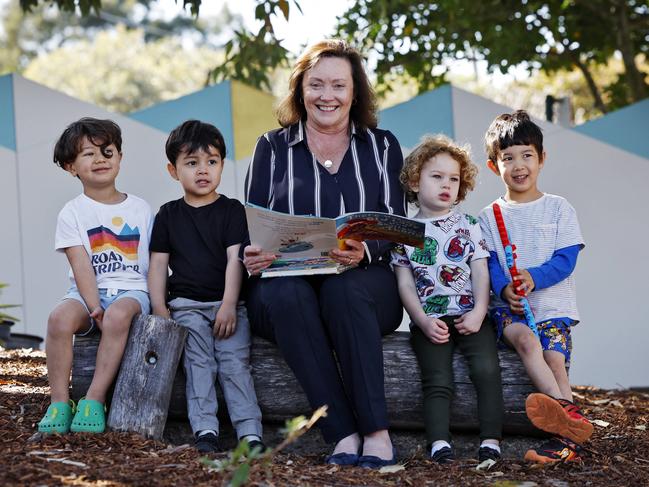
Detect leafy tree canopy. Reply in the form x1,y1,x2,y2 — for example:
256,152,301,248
336,0,648,112
3,0,228,73
23,24,222,113
18,0,299,91
16,0,649,115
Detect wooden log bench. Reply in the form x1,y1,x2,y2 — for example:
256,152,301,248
106,315,186,439
72,317,538,436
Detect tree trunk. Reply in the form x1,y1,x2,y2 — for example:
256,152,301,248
249,333,538,434
73,328,540,435
614,0,647,102
73,315,187,440
573,53,608,114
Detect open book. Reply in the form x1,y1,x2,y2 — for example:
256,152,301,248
245,205,425,277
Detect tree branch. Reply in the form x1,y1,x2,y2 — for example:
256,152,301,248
572,52,608,113
614,0,647,101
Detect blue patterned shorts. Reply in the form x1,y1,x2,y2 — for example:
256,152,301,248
490,307,575,366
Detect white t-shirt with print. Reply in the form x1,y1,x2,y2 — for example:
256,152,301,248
391,211,489,318
478,193,584,322
55,193,153,291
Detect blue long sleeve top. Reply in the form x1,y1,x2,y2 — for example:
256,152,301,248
488,244,582,298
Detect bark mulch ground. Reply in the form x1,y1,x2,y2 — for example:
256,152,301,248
1,347,648,486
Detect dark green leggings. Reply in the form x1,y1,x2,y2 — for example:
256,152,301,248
410,315,503,443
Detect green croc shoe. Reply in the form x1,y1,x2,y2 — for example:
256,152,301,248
70,398,106,433
38,400,75,434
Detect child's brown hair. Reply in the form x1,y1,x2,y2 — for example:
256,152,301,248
53,117,122,169
484,110,543,163
400,134,478,206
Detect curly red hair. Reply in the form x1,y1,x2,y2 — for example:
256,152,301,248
400,134,478,206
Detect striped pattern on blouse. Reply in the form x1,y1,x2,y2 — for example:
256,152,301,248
244,120,406,219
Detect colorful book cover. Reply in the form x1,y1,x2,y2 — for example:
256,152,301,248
246,205,424,278
335,212,425,249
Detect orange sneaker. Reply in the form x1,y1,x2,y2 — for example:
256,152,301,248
525,393,594,444
524,436,582,464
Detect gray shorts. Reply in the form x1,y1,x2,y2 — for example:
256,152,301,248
63,287,150,336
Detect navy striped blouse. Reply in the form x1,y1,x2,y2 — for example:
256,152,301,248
244,120,406,261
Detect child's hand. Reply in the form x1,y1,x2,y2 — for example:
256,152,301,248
418,317,450,344
89,305,104,328
152,306,171,319
502,283,527,314
513,269,535,295
214,303,237,339
454,310,483,335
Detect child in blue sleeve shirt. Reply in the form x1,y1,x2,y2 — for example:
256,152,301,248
478,110,591,463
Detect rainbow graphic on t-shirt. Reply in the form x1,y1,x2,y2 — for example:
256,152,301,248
87,223,140,261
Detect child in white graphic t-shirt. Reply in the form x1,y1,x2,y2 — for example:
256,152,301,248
391,134,503,465
38,118,152,435
478,110,590,463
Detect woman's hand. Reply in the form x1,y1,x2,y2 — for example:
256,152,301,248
330,239,365,267
243,245,278,276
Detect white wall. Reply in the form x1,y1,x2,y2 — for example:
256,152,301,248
234,96,649,390
0,146,25,327
11,76,240,340
451,87,649,389
9,76,646,389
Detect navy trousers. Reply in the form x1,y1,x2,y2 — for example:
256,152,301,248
246,262,402,443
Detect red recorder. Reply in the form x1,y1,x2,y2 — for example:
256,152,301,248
492,203,539,337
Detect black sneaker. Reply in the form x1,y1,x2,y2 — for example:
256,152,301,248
431,446,455,464
195,432,220,453
246,439,267,453
478,446,501,463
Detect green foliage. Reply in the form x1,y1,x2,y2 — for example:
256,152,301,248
207,0,299,91
23,25,222,113
337,0,649,111
201,438,268,487
20,0,101,16
202,405,327,486
207,26,290,92
0,283,20,323
17,0,299,92
446,55,637,123
3,0,221,74
18,0,647,111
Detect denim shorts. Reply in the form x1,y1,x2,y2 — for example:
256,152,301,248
490,306,575,366
62,287,150,336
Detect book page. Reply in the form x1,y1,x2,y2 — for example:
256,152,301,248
245,206,340,274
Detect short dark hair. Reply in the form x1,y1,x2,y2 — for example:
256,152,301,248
165,120,227,166
53,117,122,169
276,39,377,130
485,110,543,162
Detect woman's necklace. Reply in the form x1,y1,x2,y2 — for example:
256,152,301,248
305,124,350,173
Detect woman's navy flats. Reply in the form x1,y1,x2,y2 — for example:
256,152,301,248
357,447,398,469
325,451,361,466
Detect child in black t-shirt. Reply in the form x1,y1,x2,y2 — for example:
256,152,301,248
148,120,263,454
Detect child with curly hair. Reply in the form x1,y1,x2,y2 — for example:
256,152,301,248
391,134,503,464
